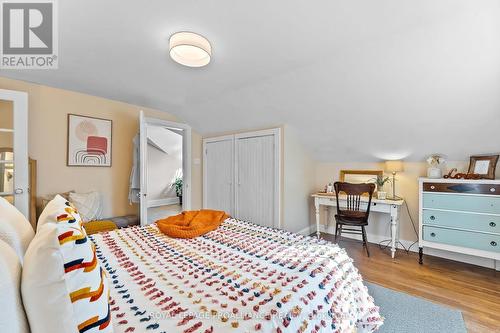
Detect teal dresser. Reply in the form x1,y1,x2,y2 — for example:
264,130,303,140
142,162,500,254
419,178,500,270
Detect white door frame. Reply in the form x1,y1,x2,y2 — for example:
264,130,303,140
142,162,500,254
203,128,281,228
0,89,28,217
139,111,192,226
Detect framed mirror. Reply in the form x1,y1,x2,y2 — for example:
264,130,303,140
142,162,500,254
339,170,383,191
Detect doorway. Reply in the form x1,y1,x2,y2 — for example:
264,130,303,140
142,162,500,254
139,112,191,226
0,89,29,217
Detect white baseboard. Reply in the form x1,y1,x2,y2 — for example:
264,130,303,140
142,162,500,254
317,225,499,271
147,197,180,208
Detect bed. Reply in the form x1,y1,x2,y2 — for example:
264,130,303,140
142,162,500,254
90,218,383,333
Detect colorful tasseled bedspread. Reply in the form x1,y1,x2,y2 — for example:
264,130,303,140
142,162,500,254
90,218,383,333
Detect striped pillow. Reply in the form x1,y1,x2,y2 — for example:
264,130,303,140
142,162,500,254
22,197,112,333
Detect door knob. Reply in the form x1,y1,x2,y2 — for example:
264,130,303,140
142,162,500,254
14,188,23,194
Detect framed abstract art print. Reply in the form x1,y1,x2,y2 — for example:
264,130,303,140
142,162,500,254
67,114,112,167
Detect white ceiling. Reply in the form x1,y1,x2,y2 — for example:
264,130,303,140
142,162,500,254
2,0,500,162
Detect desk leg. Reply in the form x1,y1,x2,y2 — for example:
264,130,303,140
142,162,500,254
390,205,400,259
315,199,320,239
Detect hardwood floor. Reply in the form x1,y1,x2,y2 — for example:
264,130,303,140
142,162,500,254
317,233,500,333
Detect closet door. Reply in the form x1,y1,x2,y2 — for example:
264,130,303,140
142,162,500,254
235,132,278,227
203,137,234,215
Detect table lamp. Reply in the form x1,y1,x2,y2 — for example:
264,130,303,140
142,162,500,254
385,160,403,200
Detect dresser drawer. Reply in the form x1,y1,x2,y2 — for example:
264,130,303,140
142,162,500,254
422,193,500,214
423,182,500,195
422,209,500,234
423,226,500,253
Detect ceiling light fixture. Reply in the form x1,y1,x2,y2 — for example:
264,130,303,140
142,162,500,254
169,31,211,67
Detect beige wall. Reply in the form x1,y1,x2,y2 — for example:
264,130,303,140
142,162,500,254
0,77,202,218
282,125,315,233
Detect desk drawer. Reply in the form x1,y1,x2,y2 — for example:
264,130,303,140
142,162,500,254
423,226,500,253
422,210,500,234
422,193,500,214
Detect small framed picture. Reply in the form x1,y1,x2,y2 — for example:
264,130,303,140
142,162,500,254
468,155,499,180
67,114,112,167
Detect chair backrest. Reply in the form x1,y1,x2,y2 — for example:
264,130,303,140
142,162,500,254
334,182,375,217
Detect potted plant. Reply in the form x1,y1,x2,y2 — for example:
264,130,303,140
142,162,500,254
374,175,391,200
171,177,183,205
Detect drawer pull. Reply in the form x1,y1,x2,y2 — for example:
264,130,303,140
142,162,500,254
430,215,436,221
490,222,497,227
490,188,496,193
430,232,436,237
430,185,436,190
491,241,498,247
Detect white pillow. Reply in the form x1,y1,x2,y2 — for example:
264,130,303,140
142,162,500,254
0,197,35,262
23,203,112,333
0,238,30,333
69,191,103,222
36,194,85,232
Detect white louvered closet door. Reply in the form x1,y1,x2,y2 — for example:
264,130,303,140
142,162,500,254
235,135,275,227
204,139,234,215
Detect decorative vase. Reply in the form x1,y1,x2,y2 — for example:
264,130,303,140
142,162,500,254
427,167,442,179
377,191,387,200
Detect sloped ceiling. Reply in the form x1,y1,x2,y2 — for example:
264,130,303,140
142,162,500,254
3,0,500,161
147,127,182,155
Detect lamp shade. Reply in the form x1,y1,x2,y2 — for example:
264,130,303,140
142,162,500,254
169,32,211,67
385,160,404,173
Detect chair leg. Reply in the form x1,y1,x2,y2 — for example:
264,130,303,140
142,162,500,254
336,224,343,243
334,222,339,242
362,226,370,257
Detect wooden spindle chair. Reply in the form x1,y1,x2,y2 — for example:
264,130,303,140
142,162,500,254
334,182,375,257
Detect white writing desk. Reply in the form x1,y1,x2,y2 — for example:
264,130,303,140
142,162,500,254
312,193,404,258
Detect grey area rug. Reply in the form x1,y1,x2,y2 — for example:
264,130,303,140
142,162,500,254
366,282,468,333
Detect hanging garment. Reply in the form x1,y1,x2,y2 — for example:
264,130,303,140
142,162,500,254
128,134,140,204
